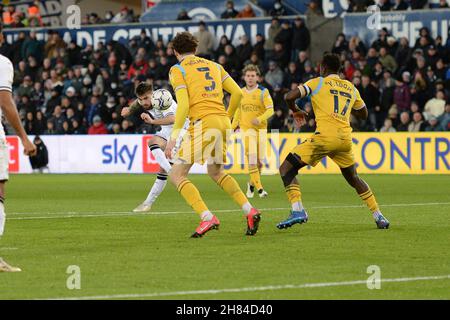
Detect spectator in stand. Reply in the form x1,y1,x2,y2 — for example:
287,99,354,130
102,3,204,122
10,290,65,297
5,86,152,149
423,90,446,121
44,120,57,135
380,119,396,132
111,6,133,23
408,112,426,131
271,42,290,69
379,46,397,73
243,53,264,73
439,103,450,130
270,109,289,132
411,0,427,9
221,1,239,19
395,37,411,70
253,33,266,61
237,4,255,18
437,0,450,8
194,21,214,59
270,0,286,16
425,117,443,131
177,9,191,21
265,61,284,89
306,0,323,16
378,0,392,11
11,12,25,28
215,35,231,60
127,54,148,80
392,0,409,11
359,75,380,130
104,11,114,23
235,35,253,70
397,112,411,131
22,31,43,63
291,17,310,61
2,5,16,26
275,20,293,56
88,115,108,134
331,33,348,55
264,17,281,60
394,76,412,113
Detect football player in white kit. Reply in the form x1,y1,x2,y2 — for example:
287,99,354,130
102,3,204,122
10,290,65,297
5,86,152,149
0,23,37,272
121,82,188,212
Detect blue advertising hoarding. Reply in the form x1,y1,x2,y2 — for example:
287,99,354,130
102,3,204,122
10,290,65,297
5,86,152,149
343,9,450,47
3,16,299,47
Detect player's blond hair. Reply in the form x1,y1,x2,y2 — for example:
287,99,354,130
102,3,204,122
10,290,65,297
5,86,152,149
242,64,261,76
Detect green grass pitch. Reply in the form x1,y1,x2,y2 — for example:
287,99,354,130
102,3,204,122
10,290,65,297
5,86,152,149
0,174,449,299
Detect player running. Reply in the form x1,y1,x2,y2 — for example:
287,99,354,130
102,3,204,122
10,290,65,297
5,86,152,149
277,53,390,230
164,32,261,237
121,83,188,213
0,23,37,272
230,64,273,198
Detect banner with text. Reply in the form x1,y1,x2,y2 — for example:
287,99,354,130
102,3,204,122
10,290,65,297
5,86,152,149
3,16,296,48
343,9,450,47
7,132,450,175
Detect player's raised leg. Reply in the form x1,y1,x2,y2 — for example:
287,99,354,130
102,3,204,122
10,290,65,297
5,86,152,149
277,153,309,229
134,136,171,213
169,163,220,238
340,165,390,229
207,163,261,236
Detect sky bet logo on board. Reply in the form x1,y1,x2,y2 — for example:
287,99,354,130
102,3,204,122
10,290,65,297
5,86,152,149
142,136,160,173
6,136,19,173
102,138,138,171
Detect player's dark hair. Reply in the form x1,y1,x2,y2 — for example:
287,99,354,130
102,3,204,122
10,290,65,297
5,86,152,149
135,82,153,97
321,53,341,74
171,32,199,55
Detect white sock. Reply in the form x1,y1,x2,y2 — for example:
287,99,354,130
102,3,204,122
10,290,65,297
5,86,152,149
242,202,253,215
292,201,304,212
0,202,5,236
144,173,168,205
200,211,213,221
150,145,172,173
373,210,382,220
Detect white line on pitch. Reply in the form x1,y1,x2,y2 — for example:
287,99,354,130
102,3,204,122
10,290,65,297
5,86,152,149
7,202,450,220
45,274,450,300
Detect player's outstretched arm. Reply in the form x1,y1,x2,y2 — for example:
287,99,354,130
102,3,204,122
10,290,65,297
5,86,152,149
121,99,141,117
223,77,243,120
0,91,36,156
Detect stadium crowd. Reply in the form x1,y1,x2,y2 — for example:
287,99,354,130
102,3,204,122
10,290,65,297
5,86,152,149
0,1,448,135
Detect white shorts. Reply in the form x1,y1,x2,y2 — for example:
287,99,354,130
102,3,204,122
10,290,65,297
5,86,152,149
0,139,9,181
155,121,189,152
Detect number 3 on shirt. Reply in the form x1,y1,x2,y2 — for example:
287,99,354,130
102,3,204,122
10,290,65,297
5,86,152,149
197,67,216,92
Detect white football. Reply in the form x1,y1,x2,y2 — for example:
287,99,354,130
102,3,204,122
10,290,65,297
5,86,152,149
151,89,173,110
